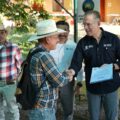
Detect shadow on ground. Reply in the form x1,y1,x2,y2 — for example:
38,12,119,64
20,94,120,120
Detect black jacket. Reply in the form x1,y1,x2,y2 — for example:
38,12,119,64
70,28,120,94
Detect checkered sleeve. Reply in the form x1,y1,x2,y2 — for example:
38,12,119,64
40,52,69,88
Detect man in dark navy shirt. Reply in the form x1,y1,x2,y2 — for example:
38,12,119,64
70,10,120,120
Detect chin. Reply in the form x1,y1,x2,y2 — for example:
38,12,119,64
87,33,92,36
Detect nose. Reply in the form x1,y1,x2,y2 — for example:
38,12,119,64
84,24,88,30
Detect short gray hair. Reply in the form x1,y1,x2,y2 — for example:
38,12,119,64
84,10,100,20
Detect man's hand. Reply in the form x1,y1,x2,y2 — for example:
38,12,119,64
114,63,120,70
66,69,75,82
101,63,120,70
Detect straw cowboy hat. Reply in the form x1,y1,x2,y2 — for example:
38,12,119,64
28,19,66,42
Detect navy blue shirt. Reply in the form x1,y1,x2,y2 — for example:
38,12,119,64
70,28,120,94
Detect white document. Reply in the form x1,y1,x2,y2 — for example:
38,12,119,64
90,64,113,84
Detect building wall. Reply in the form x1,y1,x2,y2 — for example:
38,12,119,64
44,0,72,12
64,0,72,10
44,0,53,12
105,0,120,23
43,0,120,24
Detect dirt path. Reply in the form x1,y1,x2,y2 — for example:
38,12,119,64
20,95,120,120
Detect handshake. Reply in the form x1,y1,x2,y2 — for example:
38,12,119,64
66,69,75,82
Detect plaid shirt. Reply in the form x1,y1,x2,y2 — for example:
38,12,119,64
30,46,69,108
0,41,22,82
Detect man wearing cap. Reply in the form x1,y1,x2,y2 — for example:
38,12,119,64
28,19,75,120
0,22,22,120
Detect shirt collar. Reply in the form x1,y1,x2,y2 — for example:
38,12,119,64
38,45,48,52
4,41,11,47
100,27,108,39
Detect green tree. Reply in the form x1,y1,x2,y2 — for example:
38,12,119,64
0,0,51,33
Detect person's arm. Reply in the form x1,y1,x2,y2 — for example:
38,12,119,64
69,41,84,95
69,41,83,77
40,52,74,88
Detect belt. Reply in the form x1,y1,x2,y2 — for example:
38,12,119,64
7,81,16,85
0,80,16,87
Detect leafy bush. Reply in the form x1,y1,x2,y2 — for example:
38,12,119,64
0,0,51,59
0,0,52,33
8,33,35,59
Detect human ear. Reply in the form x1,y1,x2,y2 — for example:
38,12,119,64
98,20,101,26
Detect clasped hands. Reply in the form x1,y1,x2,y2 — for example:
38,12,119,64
65,69,75,82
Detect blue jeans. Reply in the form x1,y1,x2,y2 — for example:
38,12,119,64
0,83,19,120
87,90,119,120
28,108,56,120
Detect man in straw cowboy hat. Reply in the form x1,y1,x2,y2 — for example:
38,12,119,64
28,19,75,120
0,21,22,119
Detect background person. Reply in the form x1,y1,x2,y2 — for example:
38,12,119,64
70,10,120,120
50,20,83,120
0,22,22,120
28,19,75,120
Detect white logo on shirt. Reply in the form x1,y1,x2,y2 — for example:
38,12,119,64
103,44,112,47
85,45,93,50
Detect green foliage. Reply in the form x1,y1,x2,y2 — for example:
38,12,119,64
0,0,8,12
8,33,35,59
0,17,2,24
0,0,51,33
0,0,51,58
